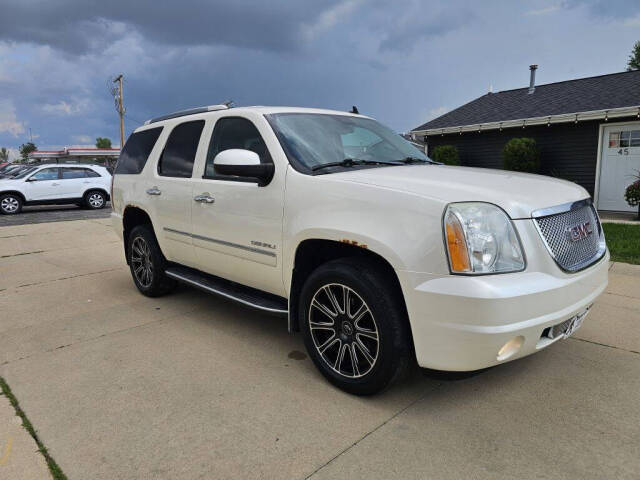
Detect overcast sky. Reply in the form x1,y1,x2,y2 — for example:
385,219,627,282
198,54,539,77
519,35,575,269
1,0,639,156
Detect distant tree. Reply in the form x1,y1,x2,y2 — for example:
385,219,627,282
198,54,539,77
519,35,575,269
432,145,460,165
502,138,540,173
19,142,37,163
627,41,640,71
0,147,8,162
96,137,112,149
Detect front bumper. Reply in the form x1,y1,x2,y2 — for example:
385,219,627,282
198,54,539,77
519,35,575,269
397,251,609,371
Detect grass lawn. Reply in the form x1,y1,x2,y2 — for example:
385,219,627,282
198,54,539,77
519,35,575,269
603,223,640,265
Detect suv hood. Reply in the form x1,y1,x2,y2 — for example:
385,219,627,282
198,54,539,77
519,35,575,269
330,165,589,219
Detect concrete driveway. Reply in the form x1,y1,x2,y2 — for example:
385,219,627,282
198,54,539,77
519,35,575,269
0,219,638,479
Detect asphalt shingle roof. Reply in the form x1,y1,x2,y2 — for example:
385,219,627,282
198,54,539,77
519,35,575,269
414,70,640,131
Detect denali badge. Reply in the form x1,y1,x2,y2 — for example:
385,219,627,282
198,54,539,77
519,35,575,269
566,221,593,242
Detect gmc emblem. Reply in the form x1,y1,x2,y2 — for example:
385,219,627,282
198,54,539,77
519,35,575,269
566,221,593,242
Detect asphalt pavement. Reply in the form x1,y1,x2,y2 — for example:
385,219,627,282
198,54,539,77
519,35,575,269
0,204,111,227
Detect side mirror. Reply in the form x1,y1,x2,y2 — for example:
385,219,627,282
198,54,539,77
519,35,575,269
213,149,274,186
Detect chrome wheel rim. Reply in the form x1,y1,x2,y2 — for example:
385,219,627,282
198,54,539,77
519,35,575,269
308,283,379,378
88,193,104,208
131,237,153,288
1,197,19,213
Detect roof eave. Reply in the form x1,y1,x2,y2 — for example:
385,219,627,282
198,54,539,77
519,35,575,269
412,105,640,136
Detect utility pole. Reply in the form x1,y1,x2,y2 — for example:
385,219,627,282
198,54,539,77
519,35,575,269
112,74,125,149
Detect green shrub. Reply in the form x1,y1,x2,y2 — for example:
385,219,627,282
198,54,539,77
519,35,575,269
502,137,540,173
432,145,460,166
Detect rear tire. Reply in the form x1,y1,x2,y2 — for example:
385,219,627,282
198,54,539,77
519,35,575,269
299,258,411,395
84,190,106,209
127,225,176,297
0,193,23,215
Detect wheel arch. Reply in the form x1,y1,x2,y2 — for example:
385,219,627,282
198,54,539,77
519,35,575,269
0,190,26,203
122,206,157,264
82,187,110,200
288,239,410,339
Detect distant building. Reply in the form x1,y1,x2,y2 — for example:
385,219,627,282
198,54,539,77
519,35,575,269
28,146,120,168
411,67,640,213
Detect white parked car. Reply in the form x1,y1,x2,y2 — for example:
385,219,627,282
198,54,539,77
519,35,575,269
0,164,112,215
111,105,609,395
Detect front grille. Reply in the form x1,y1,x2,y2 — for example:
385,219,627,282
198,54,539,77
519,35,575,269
533,202,605,272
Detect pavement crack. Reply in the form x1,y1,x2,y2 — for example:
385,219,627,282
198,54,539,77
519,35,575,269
0,233,28,239
0,250,45,259
0,306,204,367
304,391,427,479
604,291,640,301
569,337,640,355
9,267,124,290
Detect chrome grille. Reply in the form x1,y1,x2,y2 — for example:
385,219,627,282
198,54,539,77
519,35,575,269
533,201,605,272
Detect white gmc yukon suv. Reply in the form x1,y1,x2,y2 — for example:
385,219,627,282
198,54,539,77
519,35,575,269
111,105,608,395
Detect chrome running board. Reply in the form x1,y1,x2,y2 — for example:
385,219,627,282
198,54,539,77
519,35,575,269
165,265,288,315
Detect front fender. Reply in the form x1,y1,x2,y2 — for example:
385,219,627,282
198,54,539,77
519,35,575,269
282,169,450,293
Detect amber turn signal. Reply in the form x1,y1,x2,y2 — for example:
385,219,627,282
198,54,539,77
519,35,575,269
445,211,471,272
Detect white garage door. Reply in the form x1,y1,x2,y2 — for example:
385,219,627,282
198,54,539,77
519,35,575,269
598,123,640,212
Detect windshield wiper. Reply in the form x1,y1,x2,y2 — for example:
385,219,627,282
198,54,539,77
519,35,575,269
399,156,437,165
311,158,401,171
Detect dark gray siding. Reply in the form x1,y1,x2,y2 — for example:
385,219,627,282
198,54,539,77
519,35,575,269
425,117,638,197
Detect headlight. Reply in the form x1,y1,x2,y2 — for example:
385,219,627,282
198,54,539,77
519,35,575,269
443,202,525,274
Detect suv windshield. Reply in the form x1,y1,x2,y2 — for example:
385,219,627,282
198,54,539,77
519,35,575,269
266,113,431,173
8,166,37,179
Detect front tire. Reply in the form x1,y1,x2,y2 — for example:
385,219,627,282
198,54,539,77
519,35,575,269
127,225,176,297
300,258,411,395
0,193,23,215
84,190,106,209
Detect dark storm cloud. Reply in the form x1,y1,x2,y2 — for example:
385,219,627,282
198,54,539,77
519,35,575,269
378,9,475,52
1,0,639,152
564,0,640,18
0,0,344,54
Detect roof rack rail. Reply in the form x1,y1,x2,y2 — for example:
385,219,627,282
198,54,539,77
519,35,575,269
144,104,230,125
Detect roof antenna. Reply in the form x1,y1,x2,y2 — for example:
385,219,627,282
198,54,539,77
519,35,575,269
350,105,359,114
222,100,235,108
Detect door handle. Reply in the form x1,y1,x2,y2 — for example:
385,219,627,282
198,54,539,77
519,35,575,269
146,187,162,196
52,183,60,186
194,193,215,204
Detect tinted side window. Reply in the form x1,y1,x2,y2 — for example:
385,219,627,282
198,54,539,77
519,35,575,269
158,120,204,178
30,168,59,181
205,117,271,178
84,169,101,177
115,127,163,174
61,168,86,179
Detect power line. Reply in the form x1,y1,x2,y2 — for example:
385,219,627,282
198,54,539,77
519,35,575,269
123,113,144,126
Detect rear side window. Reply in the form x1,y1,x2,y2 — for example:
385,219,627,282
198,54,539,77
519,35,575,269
84,169,101,177
115,127,163,174
61,167,87,179
158,120,204,178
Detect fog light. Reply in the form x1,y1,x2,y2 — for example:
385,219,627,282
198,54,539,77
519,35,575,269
497,336,524,361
